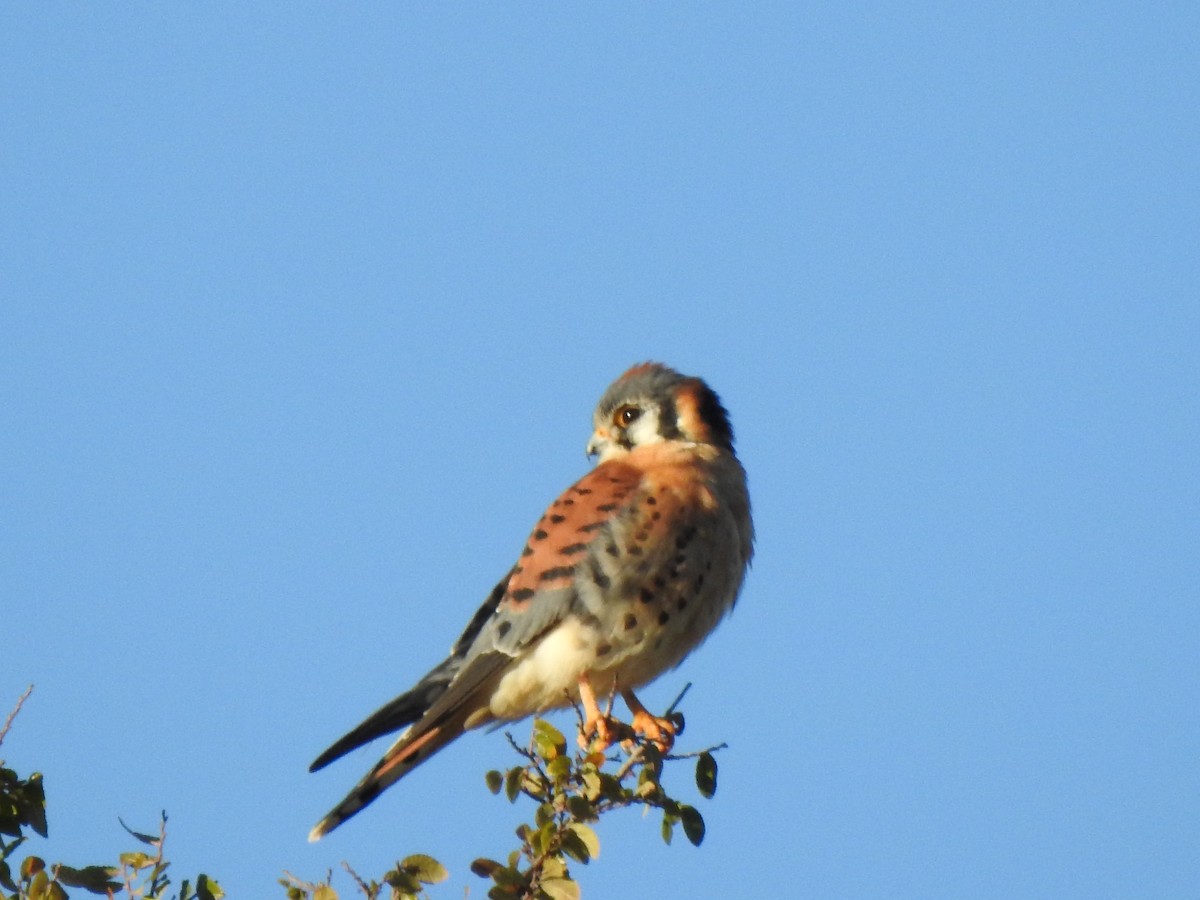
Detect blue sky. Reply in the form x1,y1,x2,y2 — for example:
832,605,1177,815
2,4,1197,898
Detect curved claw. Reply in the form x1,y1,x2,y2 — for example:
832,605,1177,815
578,713,635,751
622,688,678,753
577,674,632,751
628,707,677,753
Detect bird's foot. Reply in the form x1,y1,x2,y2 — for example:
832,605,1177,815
626,707,679,754
578,712,635,751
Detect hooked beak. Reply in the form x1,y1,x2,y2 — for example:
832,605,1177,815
586,428,611,461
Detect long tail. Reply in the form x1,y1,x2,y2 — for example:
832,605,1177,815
310,657,459,773
308,707,470,841
308,650,511,840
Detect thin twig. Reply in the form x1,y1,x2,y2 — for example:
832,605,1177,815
341,861,371,896
566,690,585,734
504,731,538,765
282,869,331,893
664,681,692,715
665,741,728,762
603,677,618,718
612,743,647,782
0,684,33,747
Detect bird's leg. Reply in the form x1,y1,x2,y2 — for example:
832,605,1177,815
621,688,677,753
577,675,631,750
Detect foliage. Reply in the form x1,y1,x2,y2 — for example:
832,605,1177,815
0,687,222,900
2,687,722,899
468,717,719,900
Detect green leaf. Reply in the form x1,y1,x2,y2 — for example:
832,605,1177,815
401,853,449,884
695,752,718,799
546,756,572,781
28,870,50,900
490,864,527,889
504,767,523,803
20,856,45,879
312,886,338,900
195,873,224,900
567,823,600,860
565,795,593,820
540,876,581,900
532,719,566,761
522,769,548,800
560,829,589,864
18,774,47,838
118,817,160,846
641,743,663,773
470,858,503,878
485,770,504,794
634,778,659,799
660,813,675,845
47,881,68,900
119,851,153,870
541,855,567,880
0,859,16,893
384,869,422,894
580,770,601,801
531,820,555,857
596,772,623,800
55,864,121,894
679,804,705,846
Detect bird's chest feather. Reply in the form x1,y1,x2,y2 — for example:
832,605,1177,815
490,452,747,718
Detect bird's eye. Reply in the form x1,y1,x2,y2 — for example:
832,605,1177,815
613,405,642,427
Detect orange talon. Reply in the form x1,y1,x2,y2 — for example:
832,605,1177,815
577,676,631,750
622,688,677,753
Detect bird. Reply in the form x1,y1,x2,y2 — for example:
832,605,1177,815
308,362,753,841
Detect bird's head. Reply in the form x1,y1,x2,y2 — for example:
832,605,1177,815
586,362,735,463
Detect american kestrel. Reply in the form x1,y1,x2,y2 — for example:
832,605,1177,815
308,362,753,840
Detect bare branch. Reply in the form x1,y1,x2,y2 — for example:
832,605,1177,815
0,684,34,748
